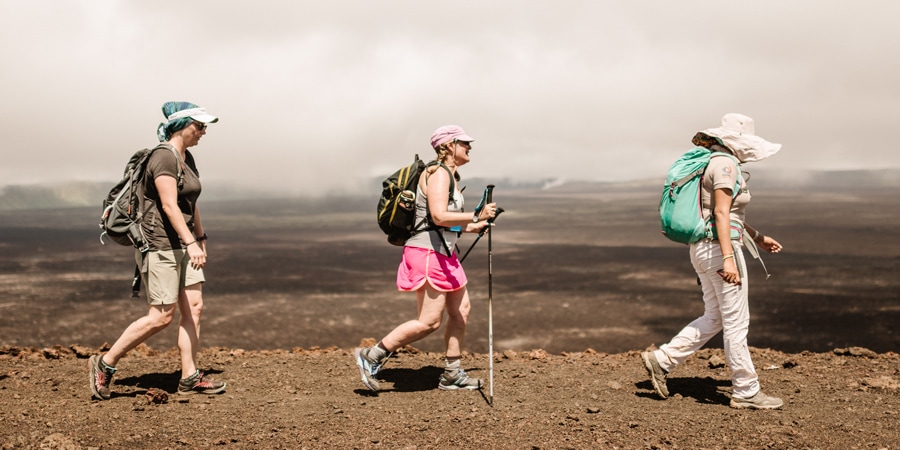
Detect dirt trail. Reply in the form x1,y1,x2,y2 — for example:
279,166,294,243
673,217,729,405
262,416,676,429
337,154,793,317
1,344,898,449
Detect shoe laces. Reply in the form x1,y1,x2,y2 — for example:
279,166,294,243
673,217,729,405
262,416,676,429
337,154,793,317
366,351,393,377
445,368,472,383
96,363,115,386
182,370,204,386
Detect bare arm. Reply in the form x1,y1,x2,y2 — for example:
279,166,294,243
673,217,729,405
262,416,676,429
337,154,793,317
423,167,495,233
713,187,739,284
744,224,783,253
192,205,208,256
155,175,206,267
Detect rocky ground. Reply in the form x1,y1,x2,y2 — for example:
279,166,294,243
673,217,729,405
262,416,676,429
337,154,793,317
1,343,898,449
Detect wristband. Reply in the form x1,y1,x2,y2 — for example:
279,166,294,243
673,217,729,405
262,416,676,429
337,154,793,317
197,233,208,242
751,229,760,240
722,254,735,261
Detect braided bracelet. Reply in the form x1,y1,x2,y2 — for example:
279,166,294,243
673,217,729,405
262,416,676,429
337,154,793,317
722,254,735,261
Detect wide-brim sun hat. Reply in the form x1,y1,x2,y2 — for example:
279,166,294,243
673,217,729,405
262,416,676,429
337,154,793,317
430,125,474,149
699,113,781,163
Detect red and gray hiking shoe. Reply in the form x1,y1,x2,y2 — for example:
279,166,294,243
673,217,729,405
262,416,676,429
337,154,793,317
177,370,226,395
89,354,116,400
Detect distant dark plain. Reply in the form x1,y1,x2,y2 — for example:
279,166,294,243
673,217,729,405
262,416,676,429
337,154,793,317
1,184,897,354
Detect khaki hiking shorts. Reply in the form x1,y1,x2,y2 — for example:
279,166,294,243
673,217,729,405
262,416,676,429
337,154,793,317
135,249,205,305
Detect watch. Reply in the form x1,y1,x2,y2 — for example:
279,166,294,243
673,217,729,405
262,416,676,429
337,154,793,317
472,214,479,223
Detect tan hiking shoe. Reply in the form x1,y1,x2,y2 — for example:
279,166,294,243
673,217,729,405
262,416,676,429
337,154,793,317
641,351,669,399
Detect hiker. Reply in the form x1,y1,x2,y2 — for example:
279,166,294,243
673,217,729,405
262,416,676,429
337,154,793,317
642,113,785,409
355,125,498,392
89,102,226,400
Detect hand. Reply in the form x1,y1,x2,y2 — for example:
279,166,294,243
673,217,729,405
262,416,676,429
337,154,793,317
477,202,498,222
717,260,741,285
758,235,783,253
467,221,493,234
187,241,206,269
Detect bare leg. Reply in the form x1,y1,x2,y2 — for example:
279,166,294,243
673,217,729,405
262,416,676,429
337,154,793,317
177,283,203,378
380,284,448,351
103,304,176,367
443,288,470,359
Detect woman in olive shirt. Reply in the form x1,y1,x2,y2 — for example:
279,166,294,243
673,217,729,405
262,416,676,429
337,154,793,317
90,101,225,400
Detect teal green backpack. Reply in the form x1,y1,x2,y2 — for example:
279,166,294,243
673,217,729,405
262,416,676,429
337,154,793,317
659,147,741,244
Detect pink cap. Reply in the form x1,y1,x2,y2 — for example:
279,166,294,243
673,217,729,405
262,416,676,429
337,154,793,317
430,125,475,149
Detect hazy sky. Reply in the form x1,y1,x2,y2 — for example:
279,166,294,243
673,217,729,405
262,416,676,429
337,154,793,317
2,1,898,196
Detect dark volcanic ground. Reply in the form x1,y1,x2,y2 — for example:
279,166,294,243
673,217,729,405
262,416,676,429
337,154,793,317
0,183,899,448
1,185,897,355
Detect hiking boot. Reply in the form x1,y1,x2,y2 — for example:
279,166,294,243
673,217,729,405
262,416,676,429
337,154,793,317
89,354,116,400
730,391,784,410
438,369,483,391
641,351,669,399
177,370,226,395
354,347,386,392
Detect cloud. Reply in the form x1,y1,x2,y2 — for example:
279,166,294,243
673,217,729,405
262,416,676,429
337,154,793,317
1,1,898,196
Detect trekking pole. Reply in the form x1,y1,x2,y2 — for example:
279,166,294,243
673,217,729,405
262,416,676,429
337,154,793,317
459,210,503,262
484,184,496,406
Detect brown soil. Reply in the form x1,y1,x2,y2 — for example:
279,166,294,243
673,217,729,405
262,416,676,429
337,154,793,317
1,186,898,448
1,345,899,449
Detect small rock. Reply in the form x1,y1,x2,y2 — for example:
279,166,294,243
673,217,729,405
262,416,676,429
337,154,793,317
145,388,169,404
833,347,877,358
861,376,900,390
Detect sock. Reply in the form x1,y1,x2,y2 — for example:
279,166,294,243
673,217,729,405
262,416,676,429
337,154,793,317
99,356,117,373
181,369,200,382
445,358,461,374
369,343,389,361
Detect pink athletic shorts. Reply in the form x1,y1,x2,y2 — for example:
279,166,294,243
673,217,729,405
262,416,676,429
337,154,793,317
396,246,467,292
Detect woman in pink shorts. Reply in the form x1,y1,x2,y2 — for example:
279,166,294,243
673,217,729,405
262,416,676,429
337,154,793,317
355,125,497,392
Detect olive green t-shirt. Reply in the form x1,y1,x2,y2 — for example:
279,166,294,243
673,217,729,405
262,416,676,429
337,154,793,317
140,145,202,251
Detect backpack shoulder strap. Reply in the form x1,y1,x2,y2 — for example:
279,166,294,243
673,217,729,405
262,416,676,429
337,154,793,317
152,143,185,187
416,161,458,256
708,152,742,199
423,161,456,195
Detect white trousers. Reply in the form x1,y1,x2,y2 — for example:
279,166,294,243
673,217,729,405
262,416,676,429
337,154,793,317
654,239,760,399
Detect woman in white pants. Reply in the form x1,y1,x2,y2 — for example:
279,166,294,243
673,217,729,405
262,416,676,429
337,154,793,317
642,113,785,410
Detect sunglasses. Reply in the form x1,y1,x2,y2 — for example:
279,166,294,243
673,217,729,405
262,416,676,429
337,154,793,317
192,121,207,131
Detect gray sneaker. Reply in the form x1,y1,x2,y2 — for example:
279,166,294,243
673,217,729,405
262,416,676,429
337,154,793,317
354,347,385,392
438,369,483,391
641,351,669,399
730,391,784,410
177,370,226,395
89,354,116,401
